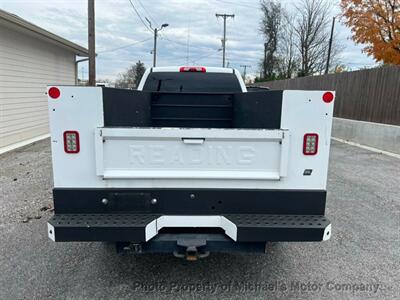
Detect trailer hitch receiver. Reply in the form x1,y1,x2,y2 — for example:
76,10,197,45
173,238,210,261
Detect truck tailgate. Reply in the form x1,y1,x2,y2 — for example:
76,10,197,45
95,128,289,180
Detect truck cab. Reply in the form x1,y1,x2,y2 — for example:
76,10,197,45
138,66,247,93
47,66,334,259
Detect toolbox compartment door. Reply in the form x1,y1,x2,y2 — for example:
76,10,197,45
95,128,289,180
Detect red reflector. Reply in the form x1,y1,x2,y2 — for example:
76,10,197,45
179,66,206,72
303,133,319,155
63,131,80,154
48,87,60,99
322,92,334,103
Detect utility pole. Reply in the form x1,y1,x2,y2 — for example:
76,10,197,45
88,0,96,86
147,19,169,67
325,17,336,75
216,13,234,68
240,65,251,81
153,27,158,67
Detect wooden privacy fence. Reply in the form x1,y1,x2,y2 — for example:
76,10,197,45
255,66,400,125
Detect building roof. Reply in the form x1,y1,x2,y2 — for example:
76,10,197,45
0,9,88,56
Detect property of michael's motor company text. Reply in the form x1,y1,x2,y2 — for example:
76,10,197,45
132,281,387,294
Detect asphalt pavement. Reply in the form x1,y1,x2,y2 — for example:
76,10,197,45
0,139,399,300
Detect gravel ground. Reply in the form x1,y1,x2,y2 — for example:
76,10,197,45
0,139,399,300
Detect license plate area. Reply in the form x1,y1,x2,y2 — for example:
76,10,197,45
95,128,289,180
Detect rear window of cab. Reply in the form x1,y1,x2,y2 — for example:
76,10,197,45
142,72,242,93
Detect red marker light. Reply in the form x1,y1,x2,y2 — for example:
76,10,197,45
48,87,60,99
322,92,334,103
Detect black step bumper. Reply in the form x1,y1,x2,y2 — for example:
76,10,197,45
47,214,331,243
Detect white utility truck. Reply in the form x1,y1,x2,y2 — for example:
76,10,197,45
47,66,334,259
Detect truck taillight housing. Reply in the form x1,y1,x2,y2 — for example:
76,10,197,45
303,133,318,155
179,66,206,72
63,131,80,154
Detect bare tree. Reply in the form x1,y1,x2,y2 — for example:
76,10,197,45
276,12,299,79
293,0,332,76
260,0,282,80
257,0,342,80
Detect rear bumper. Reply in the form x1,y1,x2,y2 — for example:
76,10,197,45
52,188,327,215
47,214,331,243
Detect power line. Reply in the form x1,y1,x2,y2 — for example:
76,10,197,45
97,37,152,54
127,0,152,33
136,0,158,26
345,62,377,66
127,0,169,67
191,49,222,64
159,34,217,51
213,0,259,9
212,0,299,10
159,35,195,48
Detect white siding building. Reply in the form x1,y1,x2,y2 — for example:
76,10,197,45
0,9,88,153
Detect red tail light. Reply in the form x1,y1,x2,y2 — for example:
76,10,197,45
303,133,319,155
63,131,80,154
48,87,60,99
179,66,206,72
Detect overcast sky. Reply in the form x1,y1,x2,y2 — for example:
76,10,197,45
1,0,378,80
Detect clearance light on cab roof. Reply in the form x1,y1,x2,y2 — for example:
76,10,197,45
303,133,319,155
179,66,206,72
63,131,80,154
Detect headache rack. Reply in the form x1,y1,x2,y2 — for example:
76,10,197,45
102,88,283,129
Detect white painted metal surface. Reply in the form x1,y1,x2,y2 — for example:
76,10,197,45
145,215,237,241
95,128,287,180
280,90,334,190
233,69,247,92
323,224,332,241
47,223,55,241
48,87,334,190
48,86,104,188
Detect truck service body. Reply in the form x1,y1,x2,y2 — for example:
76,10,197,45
47,66,334,257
